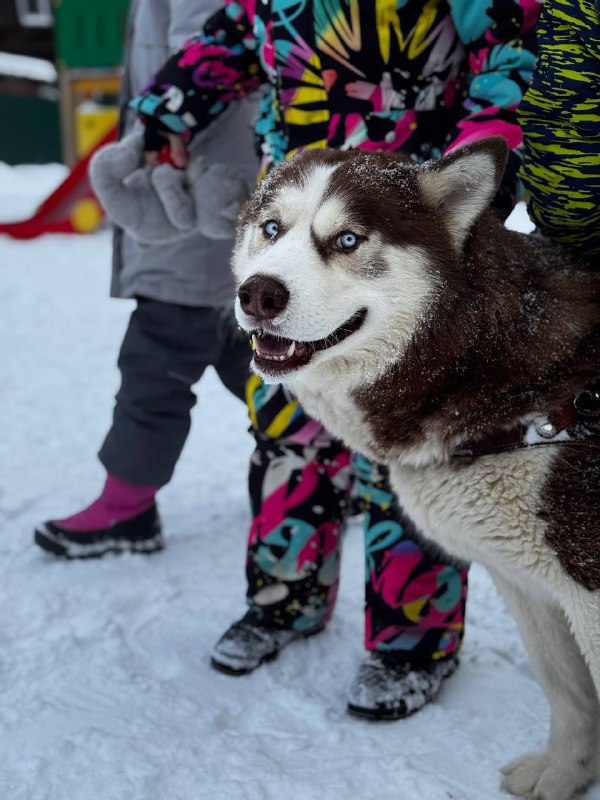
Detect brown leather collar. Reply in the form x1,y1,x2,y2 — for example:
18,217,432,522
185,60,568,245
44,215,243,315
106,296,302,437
452,395,599,459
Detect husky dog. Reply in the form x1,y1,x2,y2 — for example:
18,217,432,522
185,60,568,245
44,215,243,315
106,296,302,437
232,138,600,799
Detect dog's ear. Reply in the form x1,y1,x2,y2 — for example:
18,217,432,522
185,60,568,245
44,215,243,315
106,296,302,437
417,137,508,249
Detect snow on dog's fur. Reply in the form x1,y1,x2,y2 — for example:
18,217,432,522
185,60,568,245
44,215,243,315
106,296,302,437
232,138,600,800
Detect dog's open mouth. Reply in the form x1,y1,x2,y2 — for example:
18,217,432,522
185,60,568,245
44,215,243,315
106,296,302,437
251,308,368,375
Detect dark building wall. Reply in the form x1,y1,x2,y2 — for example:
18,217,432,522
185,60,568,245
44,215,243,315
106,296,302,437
0,1,54,61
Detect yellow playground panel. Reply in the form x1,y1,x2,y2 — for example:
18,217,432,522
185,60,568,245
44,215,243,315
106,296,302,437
66,73,121,159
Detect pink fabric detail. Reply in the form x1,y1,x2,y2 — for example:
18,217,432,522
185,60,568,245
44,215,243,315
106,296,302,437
370,86,383,110
370,548,424,609
322,69,338,92
370,558,463,629
364,609,463,652
55,475,157,532
357,110,417,153
484,0,539,42
281,36,316,83
284,419,326,446
345,112,365,138
445,112,522,153
261,20,276,72
191,61,259,100
328,113,342,141
469,48,489,76
443,79,460,107
179,42,230,68
346,79,382,109
248,468,321,547
321,450,352,480
248,450,351,547
518,0,542,34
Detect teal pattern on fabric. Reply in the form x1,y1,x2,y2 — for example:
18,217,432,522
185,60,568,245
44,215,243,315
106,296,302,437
255,518,319,581
364,515,405,582
435,567,465,613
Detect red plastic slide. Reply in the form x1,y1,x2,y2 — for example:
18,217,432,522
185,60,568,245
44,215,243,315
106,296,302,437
0,125,117,240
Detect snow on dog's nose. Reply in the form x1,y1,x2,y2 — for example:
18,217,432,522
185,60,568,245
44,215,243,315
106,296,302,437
238,274,290,321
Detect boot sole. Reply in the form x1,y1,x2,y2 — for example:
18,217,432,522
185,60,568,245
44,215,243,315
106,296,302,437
210,624,326,677
347,657,459,721
34,524,165,560
347,702,418,722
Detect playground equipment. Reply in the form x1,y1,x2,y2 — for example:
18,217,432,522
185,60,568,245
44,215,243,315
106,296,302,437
0,125,116,238
54,0,129,165
0,0,129,239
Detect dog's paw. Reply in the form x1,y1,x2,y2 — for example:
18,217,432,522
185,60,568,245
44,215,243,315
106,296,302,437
500,751,593,800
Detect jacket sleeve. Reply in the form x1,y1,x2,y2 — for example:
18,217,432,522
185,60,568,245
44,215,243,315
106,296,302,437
129,1,265,139
446,0,541,214
517,0,600,259
168,0,219,51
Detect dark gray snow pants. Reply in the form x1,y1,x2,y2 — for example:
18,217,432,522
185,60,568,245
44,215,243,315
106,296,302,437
99,297,250,486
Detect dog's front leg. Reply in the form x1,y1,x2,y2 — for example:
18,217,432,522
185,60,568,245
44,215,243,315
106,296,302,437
561,584,600,768
561,584,600,692
489,569,599,800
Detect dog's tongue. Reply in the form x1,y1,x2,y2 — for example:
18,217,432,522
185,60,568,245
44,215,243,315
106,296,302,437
255,332,293,356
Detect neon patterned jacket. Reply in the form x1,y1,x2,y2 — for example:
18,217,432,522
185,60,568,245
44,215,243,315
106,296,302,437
518,0,600,259
131,0,541,208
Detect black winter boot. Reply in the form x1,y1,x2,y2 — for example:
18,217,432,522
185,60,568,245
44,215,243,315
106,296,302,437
210,611,325,676
347,651,459,721
34,505,163,559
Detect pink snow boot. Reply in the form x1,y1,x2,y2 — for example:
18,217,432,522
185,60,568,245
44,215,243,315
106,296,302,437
34,475,163,559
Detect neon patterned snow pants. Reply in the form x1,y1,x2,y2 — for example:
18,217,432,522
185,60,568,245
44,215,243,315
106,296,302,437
245,376,468,662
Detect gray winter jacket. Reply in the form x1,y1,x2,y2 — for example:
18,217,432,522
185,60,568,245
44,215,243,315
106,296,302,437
112,0,259,307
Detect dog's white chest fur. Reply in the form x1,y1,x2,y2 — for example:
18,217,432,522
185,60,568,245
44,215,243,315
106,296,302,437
390,451,556,579
297,377,558,581
295,377,557,592
292,376,376,453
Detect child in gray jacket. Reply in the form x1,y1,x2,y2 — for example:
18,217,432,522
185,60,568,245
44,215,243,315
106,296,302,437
34,0,257,557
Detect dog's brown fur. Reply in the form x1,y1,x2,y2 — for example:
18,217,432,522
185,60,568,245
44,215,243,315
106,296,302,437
352,213,599,457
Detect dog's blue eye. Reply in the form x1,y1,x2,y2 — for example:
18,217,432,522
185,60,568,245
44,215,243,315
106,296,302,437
338,231,358,250
264,220,279,238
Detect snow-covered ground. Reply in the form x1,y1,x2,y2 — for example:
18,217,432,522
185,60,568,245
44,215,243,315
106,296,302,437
0,167,597,800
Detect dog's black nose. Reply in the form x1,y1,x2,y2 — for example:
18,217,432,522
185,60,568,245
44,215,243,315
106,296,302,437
238,275,289,320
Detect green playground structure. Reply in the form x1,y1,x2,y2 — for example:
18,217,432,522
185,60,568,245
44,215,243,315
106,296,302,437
53,0,130,164
54,0,130,71
0,0,130,235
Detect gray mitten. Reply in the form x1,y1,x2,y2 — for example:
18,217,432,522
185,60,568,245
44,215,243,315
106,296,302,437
89,133,249,244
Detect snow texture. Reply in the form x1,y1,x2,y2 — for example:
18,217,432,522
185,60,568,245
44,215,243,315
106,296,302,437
0,166,597,800
0,51,57,83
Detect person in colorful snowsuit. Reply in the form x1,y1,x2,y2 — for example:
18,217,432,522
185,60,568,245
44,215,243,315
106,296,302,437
130,0,541,719
34,0,257,555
